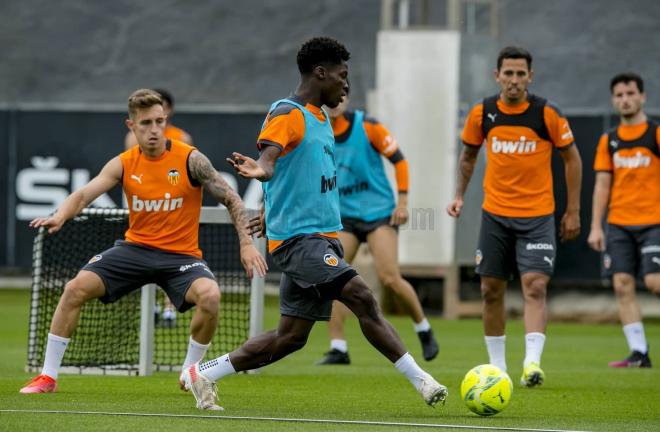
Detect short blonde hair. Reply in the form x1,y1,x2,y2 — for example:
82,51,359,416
127,89,163,119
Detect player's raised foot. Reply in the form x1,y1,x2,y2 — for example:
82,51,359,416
316,349,351,365
181,363,223,411
19,374,57,394
417,374,448,407
608,350,652,368
520,362,545,387
417,329,439,361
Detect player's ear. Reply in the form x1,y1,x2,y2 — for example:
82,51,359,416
493,68,499,81
125,118,134,130
528,68,534,83
314,65,327,80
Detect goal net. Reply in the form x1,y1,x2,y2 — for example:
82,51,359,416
26,207,265,375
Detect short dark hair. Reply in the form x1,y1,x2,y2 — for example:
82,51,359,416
296,37,351,74
497,46,532,70
610,72,644,94
153,88,174,107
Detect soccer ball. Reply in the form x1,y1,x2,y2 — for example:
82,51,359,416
460,364,513,416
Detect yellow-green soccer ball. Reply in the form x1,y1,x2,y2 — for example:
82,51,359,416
460,364,513,416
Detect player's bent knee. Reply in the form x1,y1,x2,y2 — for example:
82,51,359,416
280,331,309,352
62,277,99,305
192,280,221,314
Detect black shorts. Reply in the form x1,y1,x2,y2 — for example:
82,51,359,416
341,216,396,243
476,210,556,280
270,234,357,321
82,240,217,312
604,224,660,277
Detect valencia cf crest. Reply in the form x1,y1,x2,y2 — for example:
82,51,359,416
475,249,483,266
88,254,102,264
167,169,180,185
323,253,339,267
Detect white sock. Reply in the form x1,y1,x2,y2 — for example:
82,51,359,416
413,318,431,333
523,332,546,367
182,337,211,371
484,335,507,372
41,333,70,380
623,322,647,354
330,339,348,353
198,353,236,382
394,352,429,392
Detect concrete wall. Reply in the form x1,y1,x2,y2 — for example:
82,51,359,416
1,0,659,110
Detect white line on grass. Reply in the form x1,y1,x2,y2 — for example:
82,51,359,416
0,409,590,432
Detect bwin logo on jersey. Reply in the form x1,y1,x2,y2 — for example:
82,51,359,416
491,136,537,154
526,243,554,251
132,193,183,212
613,152,651,169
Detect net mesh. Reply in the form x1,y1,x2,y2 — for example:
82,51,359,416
27,208,252,374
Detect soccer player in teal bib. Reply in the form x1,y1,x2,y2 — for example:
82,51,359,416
316,88,439,366
181,37,447,411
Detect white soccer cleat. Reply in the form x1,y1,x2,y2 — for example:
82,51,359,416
181,363,224,411
417,374,448,407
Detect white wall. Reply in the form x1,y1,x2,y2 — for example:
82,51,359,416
372,30,460,267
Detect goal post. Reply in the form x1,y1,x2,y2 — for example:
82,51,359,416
26,207,266,376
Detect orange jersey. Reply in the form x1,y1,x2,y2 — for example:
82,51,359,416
120,139,203,257
164,124,188,142
256,98,338,251
593,121,660,225
462,94,574,217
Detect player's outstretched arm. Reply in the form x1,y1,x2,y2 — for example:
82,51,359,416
447,145,480,218
226,145,280,182
188,150,267,278
29,157,122,234
558,144,582,242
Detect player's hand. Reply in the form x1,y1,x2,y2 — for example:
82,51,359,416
560,210,580,242
247,213,266,238
239,244,268,279
226,152,266,180
390,206,409,226
587,226,605,252
29,215,65,234
446,198,464,218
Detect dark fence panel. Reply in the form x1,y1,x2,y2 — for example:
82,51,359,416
8,109,267,270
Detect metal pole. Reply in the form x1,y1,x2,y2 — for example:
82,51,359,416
139,284,156,376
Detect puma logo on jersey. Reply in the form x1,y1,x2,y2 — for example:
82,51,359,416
613,151,651,169
131,193,183,212
609,140,618,149
487,113,497,122
652,257,660,267
491,136,537,154
543,256,554,266
131,174,144,184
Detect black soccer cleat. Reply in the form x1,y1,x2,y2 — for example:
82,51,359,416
608,350,652,368
418,329,439,361
316,349,351,365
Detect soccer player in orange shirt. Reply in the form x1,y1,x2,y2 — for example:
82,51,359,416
588,72,660,368
20,89,266,394
447,46,582,387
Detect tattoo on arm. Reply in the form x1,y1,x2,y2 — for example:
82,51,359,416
456,145,480,197
188,151,253,246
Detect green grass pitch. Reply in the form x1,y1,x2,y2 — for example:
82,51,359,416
0,288,658,431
